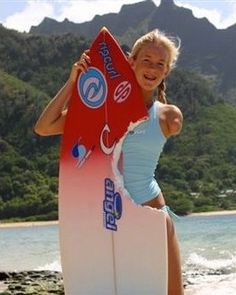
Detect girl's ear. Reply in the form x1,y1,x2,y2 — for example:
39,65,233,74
128,57,135,68
164,65,170,77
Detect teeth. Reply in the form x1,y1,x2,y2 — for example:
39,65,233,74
144,74,156,81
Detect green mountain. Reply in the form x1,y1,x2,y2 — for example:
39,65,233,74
30,0,236,96
0,15,236,220
0,70,59,221
157,102,236,214
0,24,90,97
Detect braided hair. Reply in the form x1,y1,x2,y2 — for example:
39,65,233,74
158,79,167,104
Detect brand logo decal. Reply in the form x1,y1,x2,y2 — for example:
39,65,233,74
129,129,146,135
71,138,94,168
100,124,116,155
77,67,107,109
114,81,131,103
99,42,121,80
103,178,122,231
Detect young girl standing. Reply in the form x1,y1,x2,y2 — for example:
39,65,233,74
35,29,184,295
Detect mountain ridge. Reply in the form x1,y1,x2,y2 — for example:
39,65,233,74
30,0,231,36
29,0,236,93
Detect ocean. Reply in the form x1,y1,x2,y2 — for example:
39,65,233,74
0,214,236,295
177,214,236,294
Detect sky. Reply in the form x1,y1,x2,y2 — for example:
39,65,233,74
1,0,236,33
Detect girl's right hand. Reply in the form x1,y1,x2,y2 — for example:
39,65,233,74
69,49,91,83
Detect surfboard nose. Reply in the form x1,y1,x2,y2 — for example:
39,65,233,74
101,26,108,33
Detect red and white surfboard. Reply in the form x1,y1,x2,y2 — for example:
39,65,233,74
59,27,167,295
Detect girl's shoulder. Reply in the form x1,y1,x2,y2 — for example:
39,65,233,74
158,102,183,137
158,101,182,115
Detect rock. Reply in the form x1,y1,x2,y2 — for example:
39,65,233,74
0,271,64,295
0,273,10,281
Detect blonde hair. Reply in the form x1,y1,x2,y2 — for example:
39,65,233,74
130,29,180,103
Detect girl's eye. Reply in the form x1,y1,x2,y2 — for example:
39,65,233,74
142,59,152,66
142,58,166,68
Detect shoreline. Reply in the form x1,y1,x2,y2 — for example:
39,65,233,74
189,209,236,217
0,220,58,228
0,209,236,228
1,270,233,295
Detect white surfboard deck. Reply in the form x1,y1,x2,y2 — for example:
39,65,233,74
59,159,167,295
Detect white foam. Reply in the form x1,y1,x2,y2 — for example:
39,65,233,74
36,260,62,272
186,252,236,272
185,273,236,295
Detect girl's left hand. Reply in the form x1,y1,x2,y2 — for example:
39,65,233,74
69,49,91,83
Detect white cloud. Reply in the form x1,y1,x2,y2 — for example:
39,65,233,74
220,2,236,29
3,0,56,32
176,0,236,29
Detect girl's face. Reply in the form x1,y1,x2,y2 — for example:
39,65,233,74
129,43,170,96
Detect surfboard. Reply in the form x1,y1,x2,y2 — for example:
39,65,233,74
59,27,168,295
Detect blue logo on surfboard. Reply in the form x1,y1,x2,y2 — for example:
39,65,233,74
103,178,122,231
71,138,94,168
77,67,107,109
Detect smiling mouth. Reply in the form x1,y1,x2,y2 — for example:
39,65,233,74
144,74,156,81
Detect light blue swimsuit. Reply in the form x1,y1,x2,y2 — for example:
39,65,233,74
122,101,167,205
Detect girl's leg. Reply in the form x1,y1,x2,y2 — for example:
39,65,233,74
143,194,184,295
166,214,184,295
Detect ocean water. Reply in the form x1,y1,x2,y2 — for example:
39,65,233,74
0,214,236,294
176,214,236,294
0,224,60,272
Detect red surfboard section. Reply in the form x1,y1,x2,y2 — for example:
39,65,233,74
59,27,167,295
60,27,147,167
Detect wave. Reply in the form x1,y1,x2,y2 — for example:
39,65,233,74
186,252,236,274
36,260,62,272
185,275,236,295
184,253,236,294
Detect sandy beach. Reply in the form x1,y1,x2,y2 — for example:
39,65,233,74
189,209,236,217
1,210,236,228
0,220,58,228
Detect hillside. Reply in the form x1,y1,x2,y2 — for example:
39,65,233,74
157,102,236,214
0,24,90,97
0,70,59,221
29,0,236,95
0,67,236,220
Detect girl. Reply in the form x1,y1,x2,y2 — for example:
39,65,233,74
34,29,184,295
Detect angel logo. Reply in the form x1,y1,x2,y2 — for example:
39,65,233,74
77,67,107,109
103,178,123,231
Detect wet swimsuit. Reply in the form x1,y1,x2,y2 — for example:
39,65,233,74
122,101,167,205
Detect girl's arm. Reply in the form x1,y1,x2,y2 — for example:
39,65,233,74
159,104,183,138
34,78,73,136
34,50,91,136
